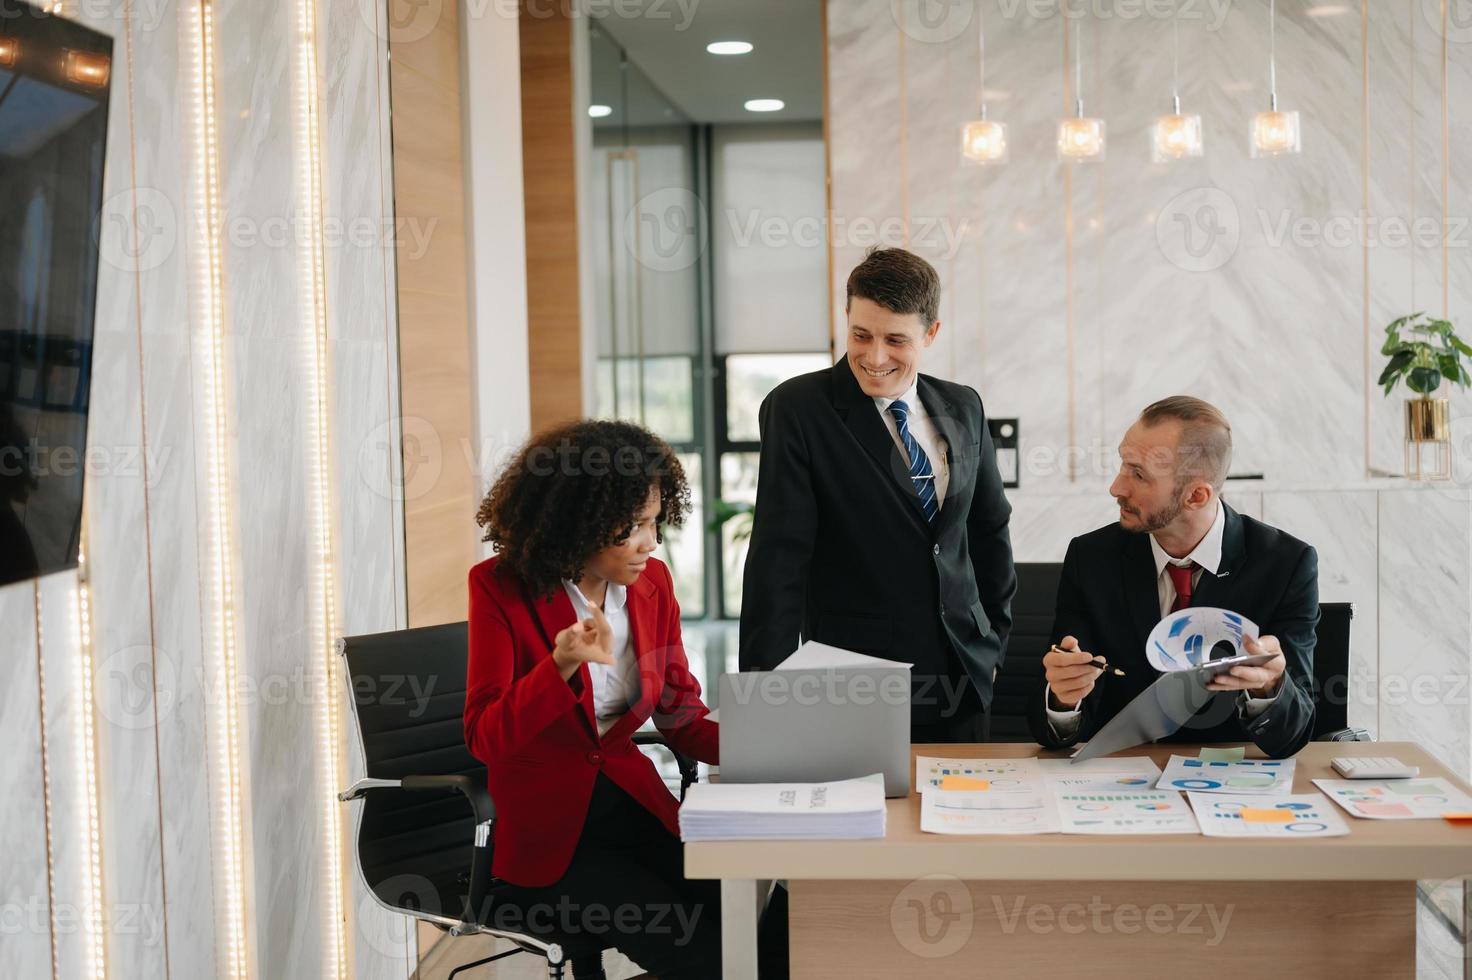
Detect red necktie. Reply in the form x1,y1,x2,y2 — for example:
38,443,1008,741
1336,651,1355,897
1167,562,1195,613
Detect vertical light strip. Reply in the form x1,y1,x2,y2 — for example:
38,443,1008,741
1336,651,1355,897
294,0,348,975
72,543,108,979
1440,0,1449,320
1409,2,1417,311
1062,15,1077,482
182,1,251,976
1360,0,1370,475
820,0,836,351
34,584,60,980
896,24,910,247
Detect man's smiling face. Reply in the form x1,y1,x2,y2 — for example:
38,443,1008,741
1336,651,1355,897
844,296,940,399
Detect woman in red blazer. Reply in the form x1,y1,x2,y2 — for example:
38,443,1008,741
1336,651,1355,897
465,419,723,978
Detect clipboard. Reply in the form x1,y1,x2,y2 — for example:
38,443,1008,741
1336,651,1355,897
1068,669,1224,763
1192,651,1278,678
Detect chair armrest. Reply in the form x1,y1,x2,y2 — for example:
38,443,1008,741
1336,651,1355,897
633,731,700,801
339,774,495,823
338,774,497,934
1315,726,1374,742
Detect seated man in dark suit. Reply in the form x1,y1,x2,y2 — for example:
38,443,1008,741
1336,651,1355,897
1027,396,1317,759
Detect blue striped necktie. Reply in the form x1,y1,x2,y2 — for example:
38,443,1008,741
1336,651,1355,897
888,399,938,524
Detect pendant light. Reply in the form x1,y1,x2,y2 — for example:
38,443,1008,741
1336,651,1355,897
960,1,1007,165
1151,7,1203,161
1251,0,1301,157
1057,17,1105,162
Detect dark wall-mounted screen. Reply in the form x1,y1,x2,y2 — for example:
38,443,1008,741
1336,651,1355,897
0,3,113,588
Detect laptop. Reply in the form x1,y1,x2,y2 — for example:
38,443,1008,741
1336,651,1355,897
717,642,912,797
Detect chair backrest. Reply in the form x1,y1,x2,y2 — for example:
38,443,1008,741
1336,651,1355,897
1310,602,1354,737
990,563,1063,742
339,620,485,927
990,563,1355,743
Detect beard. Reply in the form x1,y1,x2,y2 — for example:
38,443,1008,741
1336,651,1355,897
1119,494,1184,534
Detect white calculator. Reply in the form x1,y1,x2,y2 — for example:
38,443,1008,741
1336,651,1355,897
1331,756,1420,779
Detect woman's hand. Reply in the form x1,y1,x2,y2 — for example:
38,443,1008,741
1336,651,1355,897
552,604,616,680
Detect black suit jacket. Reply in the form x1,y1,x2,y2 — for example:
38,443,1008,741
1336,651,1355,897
1027,503,1318,759
738,359,1017,723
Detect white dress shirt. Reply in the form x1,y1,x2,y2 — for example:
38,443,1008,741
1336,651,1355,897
1046,500,1277,736
873,380,950,509
562,579,642,736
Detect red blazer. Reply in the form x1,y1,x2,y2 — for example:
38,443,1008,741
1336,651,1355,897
464,555,719,887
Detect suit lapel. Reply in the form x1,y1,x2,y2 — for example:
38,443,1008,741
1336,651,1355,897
528,584,597,736
917,376,964,533
830,359,930,530
1190,502,1244,609
1121,531,1162,653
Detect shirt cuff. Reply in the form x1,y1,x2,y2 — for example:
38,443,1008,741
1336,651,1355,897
1044,688,1084,737
1240,686,1281,719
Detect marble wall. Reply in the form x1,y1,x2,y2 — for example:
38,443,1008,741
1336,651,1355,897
0,1,411,977
828,0,1472,784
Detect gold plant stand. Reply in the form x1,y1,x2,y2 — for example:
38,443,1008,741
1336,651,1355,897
1405,397,1451,480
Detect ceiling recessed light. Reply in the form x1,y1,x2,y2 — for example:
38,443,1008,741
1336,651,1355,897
744,98,784,113
707,40,753,55
1305,4,1350,16
588,104,612,118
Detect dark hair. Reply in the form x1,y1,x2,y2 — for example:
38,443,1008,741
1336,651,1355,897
1139,395,1233,490
475,419,690,597
845,246,942,326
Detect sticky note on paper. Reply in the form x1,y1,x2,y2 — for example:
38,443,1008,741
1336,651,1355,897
1200,747,1247,762
1358,802,1415,817
1239,808,1294,824
940,776,990,791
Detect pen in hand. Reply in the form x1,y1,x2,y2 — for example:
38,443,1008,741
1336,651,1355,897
1049,644,1126,677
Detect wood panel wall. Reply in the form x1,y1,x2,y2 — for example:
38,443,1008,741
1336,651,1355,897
519,0,584,433
388,0,479,630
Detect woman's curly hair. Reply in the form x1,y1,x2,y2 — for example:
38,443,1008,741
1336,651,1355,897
476,419,691,597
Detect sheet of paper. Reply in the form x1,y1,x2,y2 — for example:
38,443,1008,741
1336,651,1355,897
1311,777,1472,820
1146,606,1260,671
1054,789,1200,834
1188,792,1349,837
915,756,1042,793
1038,757,1162,775
1041,756,1163,793
1157,755,1295,796
920,788,1061,835
774,641,910,671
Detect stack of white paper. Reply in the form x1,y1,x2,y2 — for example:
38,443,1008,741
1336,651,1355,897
678,773,887,841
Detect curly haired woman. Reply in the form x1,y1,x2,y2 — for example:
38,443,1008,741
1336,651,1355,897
465,418,785,979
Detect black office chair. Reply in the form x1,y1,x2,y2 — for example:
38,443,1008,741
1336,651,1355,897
336,621,698,980
990,563,1063,741
1310,602,1367,740
989,562,1366,743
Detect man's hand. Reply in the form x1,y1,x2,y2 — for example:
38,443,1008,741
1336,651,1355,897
1206,634,1285,697
1044,635,1100,710
552,604,615,681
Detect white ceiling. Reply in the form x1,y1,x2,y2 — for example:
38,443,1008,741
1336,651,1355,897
591,0,823,125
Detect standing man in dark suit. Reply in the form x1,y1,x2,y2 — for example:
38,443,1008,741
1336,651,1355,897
739,247,1017,743
1028,396,1317,758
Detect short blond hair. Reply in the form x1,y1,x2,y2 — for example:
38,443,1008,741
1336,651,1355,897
1139,396,1233,490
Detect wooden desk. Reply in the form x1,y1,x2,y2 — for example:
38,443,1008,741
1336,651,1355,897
685,742,1472,979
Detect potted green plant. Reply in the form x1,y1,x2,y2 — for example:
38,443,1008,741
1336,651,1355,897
1379,312,1472,479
